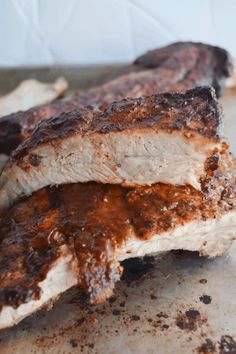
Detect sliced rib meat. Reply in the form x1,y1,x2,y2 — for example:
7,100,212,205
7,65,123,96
0,42,232,154
0,87,231,211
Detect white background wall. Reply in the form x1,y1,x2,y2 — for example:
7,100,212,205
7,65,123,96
1,0,235,67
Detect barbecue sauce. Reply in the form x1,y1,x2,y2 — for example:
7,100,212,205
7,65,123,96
0,182,220,309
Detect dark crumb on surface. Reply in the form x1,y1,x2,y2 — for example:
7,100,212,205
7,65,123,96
197,338,216,353
153,320,162,328
199,279,208,284
156,312,168,319
123,291,128,298
87,343,95,349
150,294,157,300
131,315,140,321
219,335,236,353
199,295,212,305
121,256,155,281
171,250,196,257
69,291,89,307
176,318,185,330
112,309,121,316
175,308,203,332
161,324,169,331
185,309,200,320
69,339,78,348
109,297,116,304
76,317,86,326
119,301,125,307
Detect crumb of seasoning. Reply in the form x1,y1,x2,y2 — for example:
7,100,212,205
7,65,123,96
87,343,95,349
109,297,116,304
185,309,200,320
131,315,140,321
198,338,215,353
112,309,121,316
69,339,78,348
199,295,212,305
161,324,169,331
89,316,98,323
199,279,207,284
76,317,85,326
175,309,201,332
156,312,168,319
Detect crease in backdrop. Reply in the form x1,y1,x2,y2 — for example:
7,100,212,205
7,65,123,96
0,0,235,66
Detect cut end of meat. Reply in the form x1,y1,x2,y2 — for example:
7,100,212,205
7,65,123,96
0,247,77,330
0,86,228,212
13,86,224,153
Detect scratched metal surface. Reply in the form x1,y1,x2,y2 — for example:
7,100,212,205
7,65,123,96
0,68,235,354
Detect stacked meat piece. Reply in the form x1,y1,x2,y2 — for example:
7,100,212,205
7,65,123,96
0,41,232,155
0,42,235,330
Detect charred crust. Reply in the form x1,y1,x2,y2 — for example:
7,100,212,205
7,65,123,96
0,97,84,154
12,86,223,161
0,120,23,155
204,153,220,175
0,42,231,155
134,42,233,97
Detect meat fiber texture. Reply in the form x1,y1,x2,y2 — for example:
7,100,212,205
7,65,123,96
0,87,232,212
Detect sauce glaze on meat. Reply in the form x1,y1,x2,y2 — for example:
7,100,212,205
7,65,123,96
0,176,235,308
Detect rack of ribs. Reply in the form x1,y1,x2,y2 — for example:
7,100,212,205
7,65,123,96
0,87,232,211
0,44,234,330
0,42,232,154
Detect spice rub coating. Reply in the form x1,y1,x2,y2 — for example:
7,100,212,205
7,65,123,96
0,42,232,154
12,86,223,161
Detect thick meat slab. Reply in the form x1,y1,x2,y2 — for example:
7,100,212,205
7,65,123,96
0,87,230,211
0,42,232,154
0,168,236,329
111,41,232,95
